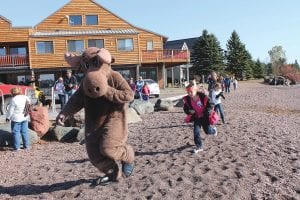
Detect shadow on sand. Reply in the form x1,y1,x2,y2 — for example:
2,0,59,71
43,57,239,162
135,144,192,156
0,179,93,196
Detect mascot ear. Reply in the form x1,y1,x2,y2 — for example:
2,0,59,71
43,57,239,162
97,48,112,64
65,53,81,69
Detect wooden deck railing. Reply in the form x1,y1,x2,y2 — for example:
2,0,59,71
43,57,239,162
141,50,190,63
0,55,29,67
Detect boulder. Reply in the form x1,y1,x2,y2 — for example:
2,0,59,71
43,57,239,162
154,99,174,111
29,106,50,137
129,99,154,115
77,126,85,144
45,126,80,142
127,107,142,123
174,98,184,107
0,124,39,147
64,109,85,127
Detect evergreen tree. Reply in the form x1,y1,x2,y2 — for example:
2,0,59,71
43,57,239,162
265,63,273,75
226,30,252,80
293,59,300,70
252,59,265,78
191,30,225,77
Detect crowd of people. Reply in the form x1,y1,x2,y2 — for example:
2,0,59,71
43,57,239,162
128,76,150,101
183,71,238,154
54,69,78,109
7,70,236,155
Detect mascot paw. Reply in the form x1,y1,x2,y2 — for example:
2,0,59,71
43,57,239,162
122,162,134,177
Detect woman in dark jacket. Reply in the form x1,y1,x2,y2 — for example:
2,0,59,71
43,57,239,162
183,83,217,153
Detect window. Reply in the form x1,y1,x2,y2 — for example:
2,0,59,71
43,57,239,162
88,39,104,48
67,40,84,53
69,15,82,26
36,41,53,54
147,41,153,50
10,47,26,55
86,15,98,25
117,39,133,51
140,67,157,81
0,47,5,56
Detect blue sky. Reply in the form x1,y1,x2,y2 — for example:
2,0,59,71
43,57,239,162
1,0,299,63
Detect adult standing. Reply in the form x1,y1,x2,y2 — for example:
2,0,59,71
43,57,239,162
6,87,31,151
207,71,218,97
224,75,231,93
233,77,238,90
136,76,144,100
128,78,136,93
54,76,65,109
64,69,77,103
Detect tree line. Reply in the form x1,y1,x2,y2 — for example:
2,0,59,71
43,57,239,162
190,30,300,82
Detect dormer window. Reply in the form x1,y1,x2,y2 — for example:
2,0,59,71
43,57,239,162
86,15,98,25
69,15,82,26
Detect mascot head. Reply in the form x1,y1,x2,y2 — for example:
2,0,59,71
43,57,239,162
64,47,114,98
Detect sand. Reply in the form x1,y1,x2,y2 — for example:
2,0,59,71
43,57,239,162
0,80,299,200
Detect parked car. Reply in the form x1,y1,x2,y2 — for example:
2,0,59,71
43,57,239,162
269,76,286,85
143,79,160,98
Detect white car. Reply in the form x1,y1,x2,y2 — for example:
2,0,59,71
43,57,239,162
143,79,160,97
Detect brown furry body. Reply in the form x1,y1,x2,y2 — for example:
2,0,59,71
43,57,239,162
58,47,134,180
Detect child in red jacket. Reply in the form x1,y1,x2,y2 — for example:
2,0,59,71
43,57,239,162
183,83,217,153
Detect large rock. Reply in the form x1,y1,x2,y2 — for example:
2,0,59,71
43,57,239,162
44,126,80,142
64,109,85,127
0,123,39,147
77,126,85,144
127,107,142,123
174,98,184,107
129,99,154,115
29,106,50,137
154,99,174,111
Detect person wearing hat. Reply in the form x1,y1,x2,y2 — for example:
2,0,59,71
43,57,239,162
63,69,77,103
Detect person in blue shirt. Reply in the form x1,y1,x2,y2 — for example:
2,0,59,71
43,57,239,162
136,76,144,100
63,70,77,103
224,75,231,93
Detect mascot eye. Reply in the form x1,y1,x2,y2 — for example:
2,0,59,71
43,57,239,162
83,62,89,69
93,59,98,65
91,57,99,66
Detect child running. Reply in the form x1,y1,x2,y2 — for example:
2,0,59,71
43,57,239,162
183,83,217,153
211,83,226,124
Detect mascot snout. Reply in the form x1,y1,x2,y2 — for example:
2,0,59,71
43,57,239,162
83,71,108,98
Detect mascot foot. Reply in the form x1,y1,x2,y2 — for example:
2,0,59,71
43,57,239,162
90,168,121,187
122,162,134,177
90,176,117,187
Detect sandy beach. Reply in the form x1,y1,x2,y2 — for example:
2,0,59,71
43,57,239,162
0,80,299,200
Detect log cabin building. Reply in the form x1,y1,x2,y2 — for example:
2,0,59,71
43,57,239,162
0,0,189,89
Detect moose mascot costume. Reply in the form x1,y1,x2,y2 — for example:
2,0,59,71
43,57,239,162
56,47,135,186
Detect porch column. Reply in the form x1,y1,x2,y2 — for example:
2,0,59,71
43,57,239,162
186,64,190,83
136,64,140,79
162,63,166,89
30,70,36,87
171,67,174,87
